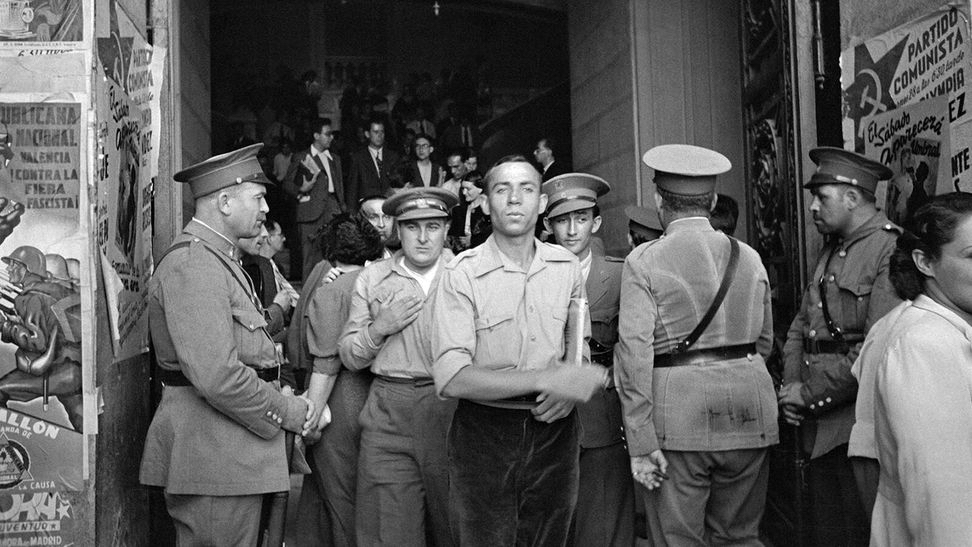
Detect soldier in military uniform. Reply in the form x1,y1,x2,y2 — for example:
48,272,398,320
616,145,778,545
541,173,634,546
778,147,901,546
139,144,317,545
338,187,459,547
0,246,83,431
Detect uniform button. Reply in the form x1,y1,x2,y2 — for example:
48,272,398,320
857,297,863,302
804,359,810,366
530,335,537,341
276,417,282,424
838,250,847,258
810,404,816,410
249,324,255,329
829,275,836,282
192,238,200,242
818,400,825,406
825,397,832,403
817,302,823,309
266,411,272,416
884,223,892,230
808,329,817,338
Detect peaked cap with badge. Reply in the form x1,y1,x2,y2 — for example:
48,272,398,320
175,143,273,199
642,144,731,196
382,187,459,221
541,173,611,218
805,146,893,194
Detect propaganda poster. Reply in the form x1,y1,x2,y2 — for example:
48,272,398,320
94,0,163,361
842,4,972,192
0,101,86,547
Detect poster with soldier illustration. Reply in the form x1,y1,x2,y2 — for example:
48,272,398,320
0,100,86,512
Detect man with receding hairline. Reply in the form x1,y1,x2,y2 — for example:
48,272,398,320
140,144,317,545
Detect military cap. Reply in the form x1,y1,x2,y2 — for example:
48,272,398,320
805,147,892,193
382,187,458,221
174,143,273,199
624,204,663,235
542,173,611,218
642,144,731,196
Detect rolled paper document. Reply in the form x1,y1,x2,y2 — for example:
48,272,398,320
571,297,587,367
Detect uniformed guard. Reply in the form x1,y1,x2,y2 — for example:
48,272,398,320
140,144,316,546
429,155,608,547
778,146,901,545
616,144,778,546
624,204,664,250
338,186,460,547
541,173,635,547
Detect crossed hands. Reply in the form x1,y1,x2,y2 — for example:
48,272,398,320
631,450,668,491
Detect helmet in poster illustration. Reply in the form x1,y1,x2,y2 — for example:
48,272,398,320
44,253,70,282
66,258,80,282
2,246,47,277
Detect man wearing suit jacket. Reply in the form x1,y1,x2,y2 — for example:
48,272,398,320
346,117,402,210
403,134,445,188
535,137,568,182
283,118,344,280
542,173,635,547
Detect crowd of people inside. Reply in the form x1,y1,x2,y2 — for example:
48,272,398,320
141,88,972,546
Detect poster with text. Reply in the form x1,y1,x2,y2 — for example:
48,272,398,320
863,95,950,225
0,0,85,52
94,0,162,361
842,3,972,181
0,101,86,535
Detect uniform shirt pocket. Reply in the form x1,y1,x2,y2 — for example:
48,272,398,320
474,308,518,368
231,306,270,365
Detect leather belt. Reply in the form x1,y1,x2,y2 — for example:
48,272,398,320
158,366,280,386
802,338,861,355
498,392,541,404
654,343,756,369
376,375,434,388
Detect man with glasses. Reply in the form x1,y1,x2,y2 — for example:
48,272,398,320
283,117,345,280
403,134,445,188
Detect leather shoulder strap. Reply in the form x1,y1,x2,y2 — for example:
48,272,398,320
158,240,259,308
671,236,740,353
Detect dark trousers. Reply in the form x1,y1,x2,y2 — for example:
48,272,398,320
298,221,325,282
807,444,869,547
643,448,769,546
569,442,635,547
355,378,456,547
450,400,580,547
164,492,263,547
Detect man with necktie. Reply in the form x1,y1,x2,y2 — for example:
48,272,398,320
283,118,345,280
347,117,402,212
